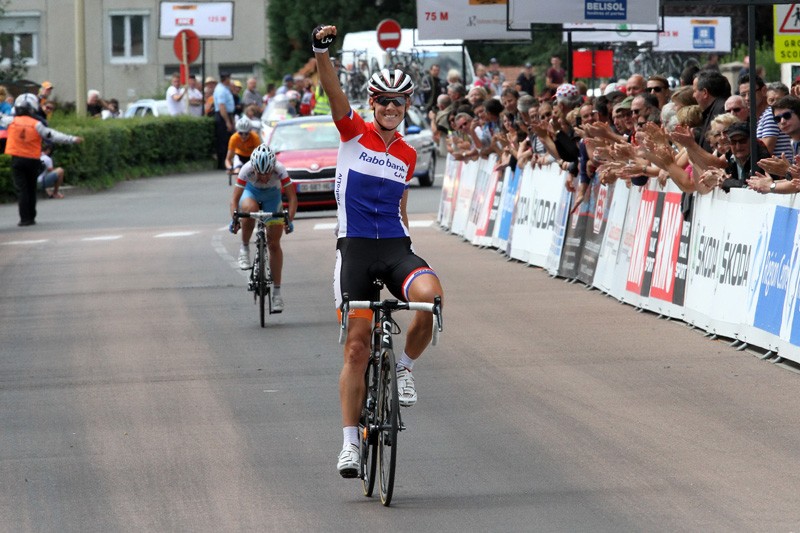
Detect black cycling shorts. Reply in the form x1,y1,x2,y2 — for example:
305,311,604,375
334,237,436,310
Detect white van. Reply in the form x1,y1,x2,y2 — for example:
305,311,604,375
340,28,475,91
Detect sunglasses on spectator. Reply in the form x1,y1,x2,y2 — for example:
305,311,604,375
615,110,632,117
539,112,552,119
773,110,795,123
374,95,406,107
725,107,743,113
456,121,469,129
647,86,665,93
729,137,749,146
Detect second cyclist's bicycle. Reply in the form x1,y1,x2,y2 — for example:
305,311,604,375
233,209,290,327
339,284,443,506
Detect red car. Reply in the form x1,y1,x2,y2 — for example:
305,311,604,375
267,115,340,211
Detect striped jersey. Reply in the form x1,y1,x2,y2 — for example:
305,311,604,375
333,109,417,238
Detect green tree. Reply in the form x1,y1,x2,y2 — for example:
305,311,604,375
265,0,416,81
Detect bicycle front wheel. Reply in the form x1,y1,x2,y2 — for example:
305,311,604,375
258,237,267,327
377,348,399,506
360,361,378,497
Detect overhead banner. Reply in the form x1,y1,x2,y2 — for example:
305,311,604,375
416,0,525,40
513,0,659,27
564,17,731,52
159,1,234,39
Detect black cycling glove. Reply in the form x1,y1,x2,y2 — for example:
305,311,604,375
312,25,335,54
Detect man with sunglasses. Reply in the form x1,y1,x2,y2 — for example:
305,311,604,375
312,24,445,479
720,122,769,192
723,95,749,123
646,75,671,108
747,96,800,194
740,74,792,158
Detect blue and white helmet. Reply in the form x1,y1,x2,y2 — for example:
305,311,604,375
368,69,414,96
251,143,276,174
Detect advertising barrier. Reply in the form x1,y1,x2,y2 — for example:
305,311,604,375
440,159,800,364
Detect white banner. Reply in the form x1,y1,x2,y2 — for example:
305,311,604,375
417,0,525,41
564,17,731,53
593,180,629,297
514,0,659,27
527,164,568,268
450,160,478,237
159,2,234,39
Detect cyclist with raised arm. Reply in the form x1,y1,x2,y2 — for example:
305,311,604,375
225,116,261,173
229,143,297,312
312,24,445,479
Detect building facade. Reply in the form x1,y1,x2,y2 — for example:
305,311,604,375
1,0,270,106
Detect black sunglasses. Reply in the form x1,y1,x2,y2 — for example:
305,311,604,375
647,86,665,93
374,95,406,107
726,107,743,114
773,110,794,123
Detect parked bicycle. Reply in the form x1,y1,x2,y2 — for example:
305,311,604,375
338,283,443,506
233,209,291,327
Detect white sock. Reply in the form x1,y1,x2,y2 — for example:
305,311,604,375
240,244,249,252
273,285,281,296
343,426,359,448
397,352,414,372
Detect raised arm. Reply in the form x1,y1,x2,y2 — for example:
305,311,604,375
312,25,350,121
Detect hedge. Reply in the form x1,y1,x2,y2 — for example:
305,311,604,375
1,115,216,202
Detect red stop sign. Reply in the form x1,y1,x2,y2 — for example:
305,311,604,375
376,19,402,51
173,29,200,64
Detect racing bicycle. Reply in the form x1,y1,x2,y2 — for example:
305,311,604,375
339,283,443,506
233,209,290,327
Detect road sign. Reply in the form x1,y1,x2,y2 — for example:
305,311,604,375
775,4,800,63
376,18,402,50
173,29,200,63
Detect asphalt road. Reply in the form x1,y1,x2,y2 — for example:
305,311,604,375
1,170,800,532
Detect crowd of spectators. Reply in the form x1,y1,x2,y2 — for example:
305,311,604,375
423,59,800,214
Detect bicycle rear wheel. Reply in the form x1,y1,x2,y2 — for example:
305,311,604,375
377,348,399,506
360,360,378,497
258,237,267,327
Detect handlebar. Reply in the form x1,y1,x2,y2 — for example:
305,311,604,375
234,210,290,225
338,295,443,346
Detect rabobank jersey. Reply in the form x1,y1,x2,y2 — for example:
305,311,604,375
333,109,417,239
235,160,291,190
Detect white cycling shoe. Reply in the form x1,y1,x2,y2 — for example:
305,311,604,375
396,367,417,407
237,248,251,270
337,443,360,478
271,294,284,313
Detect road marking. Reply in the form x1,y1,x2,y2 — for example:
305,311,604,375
1,239,49,246
82,235,122,241
154,231,198,238
314,222,337,231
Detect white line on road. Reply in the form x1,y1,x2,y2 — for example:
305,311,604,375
1,239,49,246
154,231,199,238
82,235,123,242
